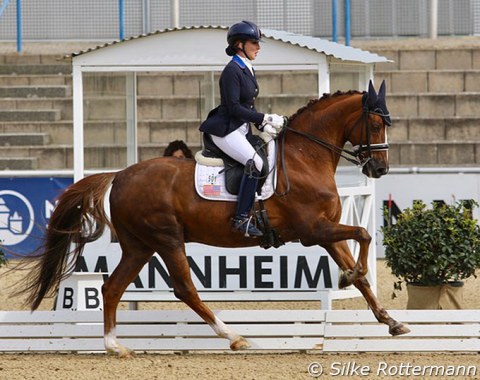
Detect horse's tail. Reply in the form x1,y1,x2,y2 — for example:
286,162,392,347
19,172,117,311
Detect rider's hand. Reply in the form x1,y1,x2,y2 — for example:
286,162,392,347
263,124,278,138
263,114,285,130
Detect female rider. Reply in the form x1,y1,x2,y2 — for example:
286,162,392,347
199,21,285,237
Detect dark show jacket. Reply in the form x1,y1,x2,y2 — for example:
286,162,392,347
199,55,265,137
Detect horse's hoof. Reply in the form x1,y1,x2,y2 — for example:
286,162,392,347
230,336,250,351
118,349,136,359
107,346,136,358
338,270,354,289
389,322,410,336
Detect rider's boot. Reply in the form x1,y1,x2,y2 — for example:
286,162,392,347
232,160,263,237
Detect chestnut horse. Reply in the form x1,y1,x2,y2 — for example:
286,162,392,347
19,80,409,357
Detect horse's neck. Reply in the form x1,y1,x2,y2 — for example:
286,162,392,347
283,95,361,183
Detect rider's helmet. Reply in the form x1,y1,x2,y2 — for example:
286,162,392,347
225,21,261,56
227,21,261,45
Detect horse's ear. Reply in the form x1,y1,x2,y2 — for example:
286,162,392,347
378,80,387,101
367,80,378,107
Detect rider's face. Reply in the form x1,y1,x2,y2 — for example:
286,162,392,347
239,40,260,60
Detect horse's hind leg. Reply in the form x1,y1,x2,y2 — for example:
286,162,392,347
324,241,410,336
102,235,154,357
158,245,250,351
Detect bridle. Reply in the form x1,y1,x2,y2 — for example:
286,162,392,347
274,103,390,196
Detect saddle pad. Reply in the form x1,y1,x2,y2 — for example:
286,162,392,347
195,135,276,202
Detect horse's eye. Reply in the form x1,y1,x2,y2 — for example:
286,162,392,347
370,122,382,133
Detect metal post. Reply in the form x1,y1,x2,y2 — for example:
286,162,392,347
125,72,138,166
72,65,84,182
119,0,125,40
344,0,351,46
430,0,438,39
142,0,151,34
332,0,338,42
171,0,179,28
16,0,22,52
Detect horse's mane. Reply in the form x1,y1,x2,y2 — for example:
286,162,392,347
288,90,364,123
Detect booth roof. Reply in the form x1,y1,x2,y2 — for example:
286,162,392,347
64,25,389,64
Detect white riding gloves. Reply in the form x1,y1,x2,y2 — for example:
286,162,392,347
263,113,285,130
263,124,279,138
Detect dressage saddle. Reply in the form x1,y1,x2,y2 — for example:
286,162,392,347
201,133,269,195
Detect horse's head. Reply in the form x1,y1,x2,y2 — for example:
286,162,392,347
348,80,391,178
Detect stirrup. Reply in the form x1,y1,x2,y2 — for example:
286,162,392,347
232,216,263,237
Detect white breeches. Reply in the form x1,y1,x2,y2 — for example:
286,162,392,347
211,123,264,172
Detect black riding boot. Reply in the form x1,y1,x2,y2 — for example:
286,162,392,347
232,160,263,237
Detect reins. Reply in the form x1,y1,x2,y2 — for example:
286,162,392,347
273,107,390,197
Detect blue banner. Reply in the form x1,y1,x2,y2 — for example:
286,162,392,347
0,177,72,257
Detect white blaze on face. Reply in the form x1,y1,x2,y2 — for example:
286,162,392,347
384,125,389,160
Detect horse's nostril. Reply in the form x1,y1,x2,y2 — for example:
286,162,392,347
377,167,388,176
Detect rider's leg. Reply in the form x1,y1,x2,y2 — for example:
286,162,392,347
232,159,263,236
211,125,263,237
210,124,264,173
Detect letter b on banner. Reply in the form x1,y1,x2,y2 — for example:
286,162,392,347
55,273,104,311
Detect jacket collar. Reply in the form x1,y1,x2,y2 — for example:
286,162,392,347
232,55,257,86
232,54,247,69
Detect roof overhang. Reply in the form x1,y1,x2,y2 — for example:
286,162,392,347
67,26,390,70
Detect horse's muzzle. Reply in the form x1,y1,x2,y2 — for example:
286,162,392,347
362,160,389,178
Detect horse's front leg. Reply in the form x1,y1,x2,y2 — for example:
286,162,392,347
323,240,410,336
310,221,371,287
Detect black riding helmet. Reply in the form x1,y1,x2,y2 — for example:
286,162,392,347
225,21,262,58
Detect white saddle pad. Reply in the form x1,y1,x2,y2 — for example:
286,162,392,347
194,133,276,202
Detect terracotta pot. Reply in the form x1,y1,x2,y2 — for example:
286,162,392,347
406,281,464,310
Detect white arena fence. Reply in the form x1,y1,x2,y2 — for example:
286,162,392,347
1,309,480,353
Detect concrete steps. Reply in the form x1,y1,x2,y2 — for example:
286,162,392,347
0,64,71,75
0,109,61,122
0,43,478,169
0,157,37,170
0,85,71,98
0,119,203,145
390,116,480,142
0,74,71,86
389,141,479,166
359,44,480,167
0,132,50,146
0,143,203,169
388,92,480,118
372,47,480,71
0,55,72,170
376,69,480,93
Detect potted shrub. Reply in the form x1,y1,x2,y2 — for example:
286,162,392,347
382,200,480,309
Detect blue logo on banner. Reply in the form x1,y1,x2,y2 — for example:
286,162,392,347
0,177,72,257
